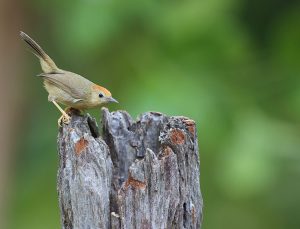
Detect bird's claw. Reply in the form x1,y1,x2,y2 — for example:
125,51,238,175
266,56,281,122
58,114,71,127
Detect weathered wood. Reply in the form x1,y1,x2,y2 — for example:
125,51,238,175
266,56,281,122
57,114,112,229
57,108,203,229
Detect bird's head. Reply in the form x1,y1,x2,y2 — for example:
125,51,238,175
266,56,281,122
90,84,118,106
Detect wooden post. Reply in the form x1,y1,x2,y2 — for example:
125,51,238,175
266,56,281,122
57,108,203,229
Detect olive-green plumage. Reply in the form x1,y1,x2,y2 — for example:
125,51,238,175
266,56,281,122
20,31,118,124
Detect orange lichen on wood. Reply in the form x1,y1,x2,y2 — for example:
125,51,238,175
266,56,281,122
183,119,195,134
75,137,88,156
124,175,146,190
159,146,173,159
170,129,185,145
192,205,196,225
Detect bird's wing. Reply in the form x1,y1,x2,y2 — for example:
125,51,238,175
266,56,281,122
39,72,92,99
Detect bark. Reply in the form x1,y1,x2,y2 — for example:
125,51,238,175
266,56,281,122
57,108,203,229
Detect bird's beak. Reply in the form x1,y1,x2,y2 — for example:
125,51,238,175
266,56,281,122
108,97,119,103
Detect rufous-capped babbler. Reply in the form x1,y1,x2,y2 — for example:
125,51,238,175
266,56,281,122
20,31,118,126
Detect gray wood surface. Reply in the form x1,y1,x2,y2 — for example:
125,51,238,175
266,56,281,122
57,108,203,229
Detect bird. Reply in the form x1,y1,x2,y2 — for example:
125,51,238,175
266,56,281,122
20,31,118,126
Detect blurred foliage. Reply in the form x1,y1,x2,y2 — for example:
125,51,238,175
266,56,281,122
9,0,300,228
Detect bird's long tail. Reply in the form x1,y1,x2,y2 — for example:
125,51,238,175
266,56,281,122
20,31,61,73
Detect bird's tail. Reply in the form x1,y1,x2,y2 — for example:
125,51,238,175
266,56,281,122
20,31,61,73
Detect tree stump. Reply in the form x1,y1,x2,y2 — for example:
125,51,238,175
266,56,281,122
57,108,203,229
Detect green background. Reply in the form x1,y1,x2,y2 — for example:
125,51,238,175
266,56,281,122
9,0,300,228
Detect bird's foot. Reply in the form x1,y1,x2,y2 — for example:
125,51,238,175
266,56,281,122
58,113,71,127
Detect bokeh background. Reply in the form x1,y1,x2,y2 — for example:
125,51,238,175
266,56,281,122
0,0,299,228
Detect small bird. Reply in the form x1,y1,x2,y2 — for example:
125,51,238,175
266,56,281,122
20,31,118,126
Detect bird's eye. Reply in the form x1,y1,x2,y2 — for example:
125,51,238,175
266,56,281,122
99,93,104,98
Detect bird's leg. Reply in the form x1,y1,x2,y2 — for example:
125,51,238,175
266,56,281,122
52,101,71,126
